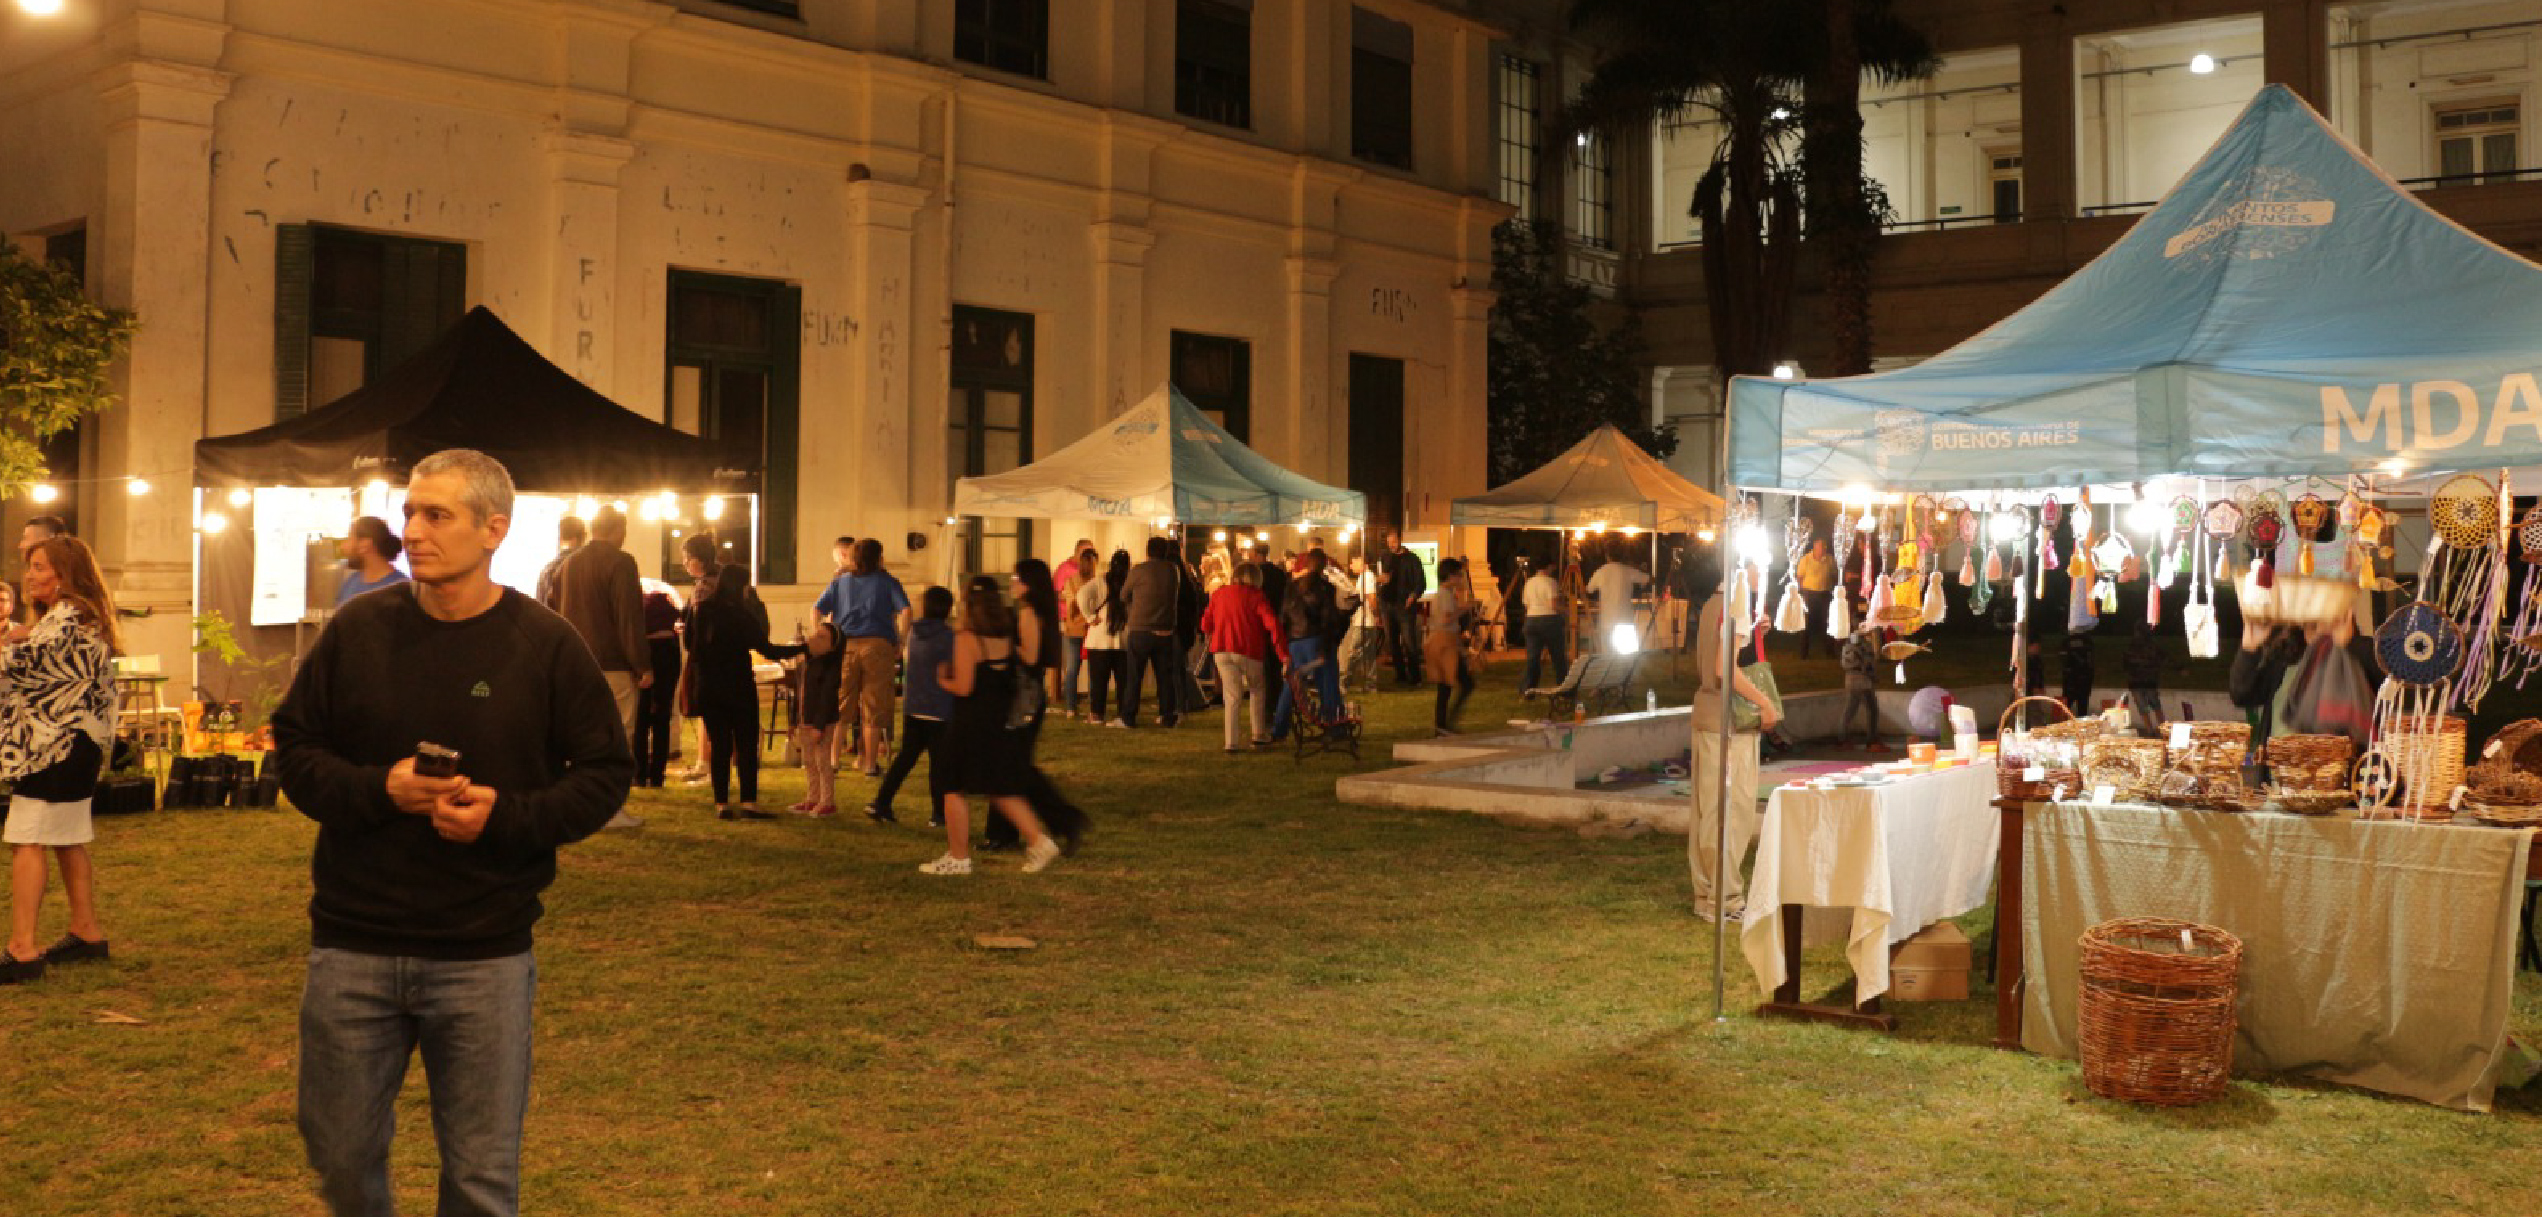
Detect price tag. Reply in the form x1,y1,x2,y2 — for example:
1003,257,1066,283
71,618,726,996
2484,739,2504,759
2092,784,2117,805
2180,928,2195,953
2449,785,2468,812
2169,722,2191,749
2023,765,2045,782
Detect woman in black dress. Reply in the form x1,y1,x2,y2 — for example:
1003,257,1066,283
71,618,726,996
921,577,1062,876
980,557,1091,853
685,560,803,820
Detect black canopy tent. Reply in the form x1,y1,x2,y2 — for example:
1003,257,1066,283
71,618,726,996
188,307,760,709
195,306,756,494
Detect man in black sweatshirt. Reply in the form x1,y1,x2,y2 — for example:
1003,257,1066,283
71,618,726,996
275,448,632,1217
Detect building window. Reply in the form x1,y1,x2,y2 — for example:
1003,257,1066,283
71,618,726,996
949,307,1036,581
1171,331,1251,443
1351,8,1415,170
2435,102,2519,184
1989,152,2023,223
1496,55,1541,221
667,270,801,585
955,0,1049,81
1570,132,1613,250
273,224,466,420
1176,0,1252,130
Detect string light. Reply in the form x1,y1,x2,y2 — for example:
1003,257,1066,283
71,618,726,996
30,484,58,503
702,496,725,521
228,487,252,508
200,511,230,534
127,479,150,497
572,495,599,519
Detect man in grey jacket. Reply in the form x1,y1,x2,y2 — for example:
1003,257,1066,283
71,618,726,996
547,506,648,828
1117,536,1185,728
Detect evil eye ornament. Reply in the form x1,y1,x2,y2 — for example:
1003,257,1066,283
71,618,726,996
2352,751,2403,812
2374,601,2465,687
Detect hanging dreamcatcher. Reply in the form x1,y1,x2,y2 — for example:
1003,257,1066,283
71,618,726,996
2505,505,2542,688
2090,525,2133,617
2156,495,2196,590
2364,601,2467,820
2247,503,2285,589
2292,490,2333,576
2423,472,2507,711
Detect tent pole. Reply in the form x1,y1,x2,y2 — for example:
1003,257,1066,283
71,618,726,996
1708,417,1738,1024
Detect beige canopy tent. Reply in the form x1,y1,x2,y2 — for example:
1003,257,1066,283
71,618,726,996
1450,425,1723,532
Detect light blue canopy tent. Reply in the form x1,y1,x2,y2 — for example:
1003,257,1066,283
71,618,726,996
953,384,1366,526
1728,85,2542,493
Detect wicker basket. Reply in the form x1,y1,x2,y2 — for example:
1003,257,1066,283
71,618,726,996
2078,918,2244,1107
2265,787,2351,816
2467,718,2542,789
1998,696,2081,802
2266,734,2355,792
2173,721,2253,787
2385,716,2468,817
2462,800,2542,828
2081,738,2168,803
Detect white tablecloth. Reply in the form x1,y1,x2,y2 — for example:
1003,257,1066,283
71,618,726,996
1739,762,2000,1004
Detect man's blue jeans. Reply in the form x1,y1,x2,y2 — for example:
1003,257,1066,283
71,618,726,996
1522,615,1568,692
299,947,537,1217
1271,637,1342,739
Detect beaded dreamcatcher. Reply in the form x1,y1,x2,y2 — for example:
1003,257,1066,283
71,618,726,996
2422,472,2506,710
2291,491,2332,576
2366,601,2467,819
2247,504,2285,589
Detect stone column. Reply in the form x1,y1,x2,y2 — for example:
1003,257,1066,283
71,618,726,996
545,129,634,392
1089,222,1155,418
1285,254,1339,479
91,57,232,666
1439,281,1493,547
2017,19,2076,224
846,177,929,540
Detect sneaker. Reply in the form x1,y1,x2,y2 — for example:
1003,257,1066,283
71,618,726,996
1105,719,1130,729
918,854,972,876
1022,837,1063,874
0,951,43,984
606,810,645,830
40,934,108,966
1695,902,1748,925
864,803,897,824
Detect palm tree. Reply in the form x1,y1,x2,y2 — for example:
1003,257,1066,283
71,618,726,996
1566,0,1935,379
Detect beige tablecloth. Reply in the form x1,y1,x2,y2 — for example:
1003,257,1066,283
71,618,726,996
2022,802,2536,1112
1740,763,1999,1004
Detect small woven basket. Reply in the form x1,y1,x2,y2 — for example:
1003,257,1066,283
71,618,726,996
2173,721,2253,787
2265,787,2351,816
1998,697,2080,802
2266,734,2355,792
2081,738,2168,802
2467,718,2542,789
2078,918,2244,1107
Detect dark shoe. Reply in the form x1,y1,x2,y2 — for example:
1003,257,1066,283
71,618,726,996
864,803,897,824
718,809,740,821
738,808,778,820
0,952,43,984
41,935,108,966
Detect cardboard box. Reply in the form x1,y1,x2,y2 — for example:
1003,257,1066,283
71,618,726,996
1889,965,1970,1001
1891,922,1971,970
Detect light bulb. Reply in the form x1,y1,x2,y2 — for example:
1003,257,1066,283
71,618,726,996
1696,528,1718,544
1989,510,2026,544
572,495,598,519
702,496,725,521
228,487,252,507
610,499,628,513
1734,524,1770,566
2125,498,2164,535
30,483,58,504
18,0,68,17
2188,53,2217,75
1212,530,1228,542
201,511,230,534
127,478,150,496
1608,623,1640,655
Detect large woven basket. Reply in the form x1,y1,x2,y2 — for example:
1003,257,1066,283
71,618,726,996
1998,696,2080,802
2172,721,2252,786
2384,715,2468,820
2467,718,2542,790
2078,918,2244,1106
2266,734,2354,792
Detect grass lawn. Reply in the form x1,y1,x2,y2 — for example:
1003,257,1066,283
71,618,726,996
4,667,2536,1216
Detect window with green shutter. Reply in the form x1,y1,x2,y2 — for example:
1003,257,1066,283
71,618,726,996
273,224,466,419
665,270,800,586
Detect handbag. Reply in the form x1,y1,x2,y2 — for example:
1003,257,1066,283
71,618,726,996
1730,661,1784,733
2282,635,2372,745
1003,654,1045,730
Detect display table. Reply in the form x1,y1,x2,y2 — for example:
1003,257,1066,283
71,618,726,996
2000,801,2535,1112
1740,762,1999,1025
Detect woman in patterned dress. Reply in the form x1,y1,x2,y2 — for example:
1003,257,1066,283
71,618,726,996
2,536,121,983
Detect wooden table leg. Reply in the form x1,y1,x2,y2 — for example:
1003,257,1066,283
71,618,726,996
1993,799,2026,1050
1757,902,1898,1032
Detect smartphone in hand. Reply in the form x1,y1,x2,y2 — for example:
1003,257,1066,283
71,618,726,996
414,742,462,780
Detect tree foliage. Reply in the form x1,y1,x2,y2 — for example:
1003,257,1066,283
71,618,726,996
1486,220,1675,486
0,242,137,492
1565,0,1934,378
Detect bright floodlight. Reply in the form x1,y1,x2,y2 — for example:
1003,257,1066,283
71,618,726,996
1989,510,2027,544
2125,497,2164,535
2188,53,2217,74
1771,362,1799,380
1608,623,1639,655
1734,524,1770,566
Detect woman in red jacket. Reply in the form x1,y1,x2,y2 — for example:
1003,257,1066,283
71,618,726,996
1201,564,1286,753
